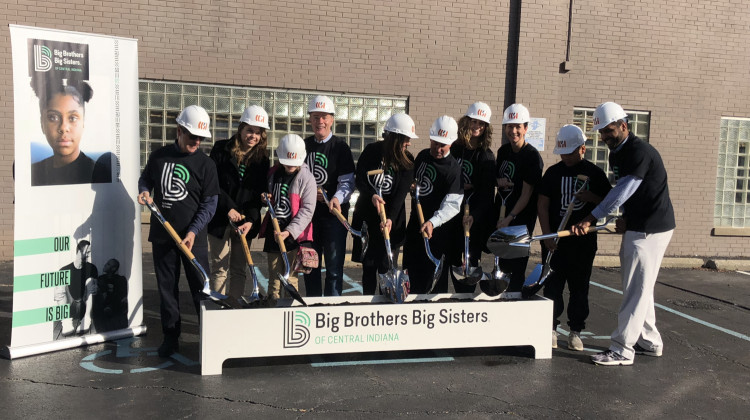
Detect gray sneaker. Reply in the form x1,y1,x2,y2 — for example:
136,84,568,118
591,350,633,366
568,331,583,351
634,343,662,357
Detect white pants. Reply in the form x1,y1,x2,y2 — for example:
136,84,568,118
208,226,247,299
610,229,673,359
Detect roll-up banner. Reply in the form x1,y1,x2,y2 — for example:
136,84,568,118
4,25,145,359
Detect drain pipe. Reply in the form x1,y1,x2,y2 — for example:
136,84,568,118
504,0,522,109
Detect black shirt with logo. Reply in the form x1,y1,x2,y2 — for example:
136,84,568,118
539,159,612,247
263,169,301,252
304,135,355,217
140,143,220,244
610,134,675,233
411,149,463,220
495,142,543,230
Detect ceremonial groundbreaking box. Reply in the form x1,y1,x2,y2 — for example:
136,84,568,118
200,293,553,375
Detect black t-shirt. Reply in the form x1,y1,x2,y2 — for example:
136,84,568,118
140,144,220,243
352,141,414,246
263,169,301,252
451,142,496,219
61,261,98,301
539,159,612,246
412,149,463,219
610,134,676,233
31,152,111,186
495,142,543,229
304,135,355,216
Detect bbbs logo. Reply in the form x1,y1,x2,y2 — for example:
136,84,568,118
438,129,449,137
477,109,487,117
508,112,518,120
197,121,208,131
34,45,53,72
283,311,311,348
161,163,190,202
256,115,265,123
316,102,326,110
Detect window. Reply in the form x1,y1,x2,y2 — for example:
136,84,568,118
139,81,408,169
573,107,651,184
714,117,750,228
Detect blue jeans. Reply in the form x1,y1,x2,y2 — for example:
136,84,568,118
305,211,348,296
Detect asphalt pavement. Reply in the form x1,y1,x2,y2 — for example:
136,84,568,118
1,242,749,418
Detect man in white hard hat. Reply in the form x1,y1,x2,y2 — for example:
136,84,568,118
137,105,220,357
537,125,611,350
572,101,675,366
494,103,543,292
404,116,463,293
303,95,356,296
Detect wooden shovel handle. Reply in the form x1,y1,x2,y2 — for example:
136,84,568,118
367,169,384,176
379,202,390,240
416,202,429,239
162,221,195,260
271,216,287,253
239,232,253,265
463,203,470,237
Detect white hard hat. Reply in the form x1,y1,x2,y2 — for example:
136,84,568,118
554,125,586,154
465,102,492,123
429,115,459,145
384,113,418,139
502,103,530,125
176,105,212,138
307,95,335,114
276,134,307,166
240,105,270,130
592,102,628,131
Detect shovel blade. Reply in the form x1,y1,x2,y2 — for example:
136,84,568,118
394,270,410,304
487,225,532,259
278,274,307,306
525,263,543,288
427,257,445,293
360,222,369,258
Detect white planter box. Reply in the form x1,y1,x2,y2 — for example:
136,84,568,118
200,293,553,375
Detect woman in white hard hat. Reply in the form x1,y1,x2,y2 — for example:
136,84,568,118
494,103,543,293
446,102,497,293
261,134,316,305
207,105,271,302
404,116,464,294
30,74,112,186
137,105,219,357
351,113,416,294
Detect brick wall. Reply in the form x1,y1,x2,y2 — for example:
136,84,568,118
1,1,749,260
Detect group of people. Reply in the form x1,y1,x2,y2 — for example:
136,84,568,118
137,97,675,368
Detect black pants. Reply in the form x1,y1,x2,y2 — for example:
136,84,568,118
153,241,208,338
404,219,450,294
542,238,596,332
498,256,530,292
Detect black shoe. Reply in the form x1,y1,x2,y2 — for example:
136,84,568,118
158,337,179,358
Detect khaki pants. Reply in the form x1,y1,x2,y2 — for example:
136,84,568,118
208,226,247,299
267,251,299,302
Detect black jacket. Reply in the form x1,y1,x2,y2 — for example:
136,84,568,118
207,137,270,238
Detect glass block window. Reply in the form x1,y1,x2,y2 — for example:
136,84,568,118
573,107,651,185
138,80,408,169
715,117,750,227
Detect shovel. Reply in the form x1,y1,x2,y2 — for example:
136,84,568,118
523,175,590,298
144,200,229,304
228,219,264,307
318,188,369,259
414,185,445,294
377,200,410,303
265,198,307,306
487,217,617,260
451,201,485,285
479,256,512,297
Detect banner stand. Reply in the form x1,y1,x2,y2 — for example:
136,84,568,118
201,293,553,375
2,325,147,360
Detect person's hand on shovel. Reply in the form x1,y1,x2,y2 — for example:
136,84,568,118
371,194,385,209
182,231,196,251
571,215,595,236
236,221,252,237
137,191,152,205
276,230,291,241
463,213,473,229
228,208,243,222
328,195,342,214
420,221,434,239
